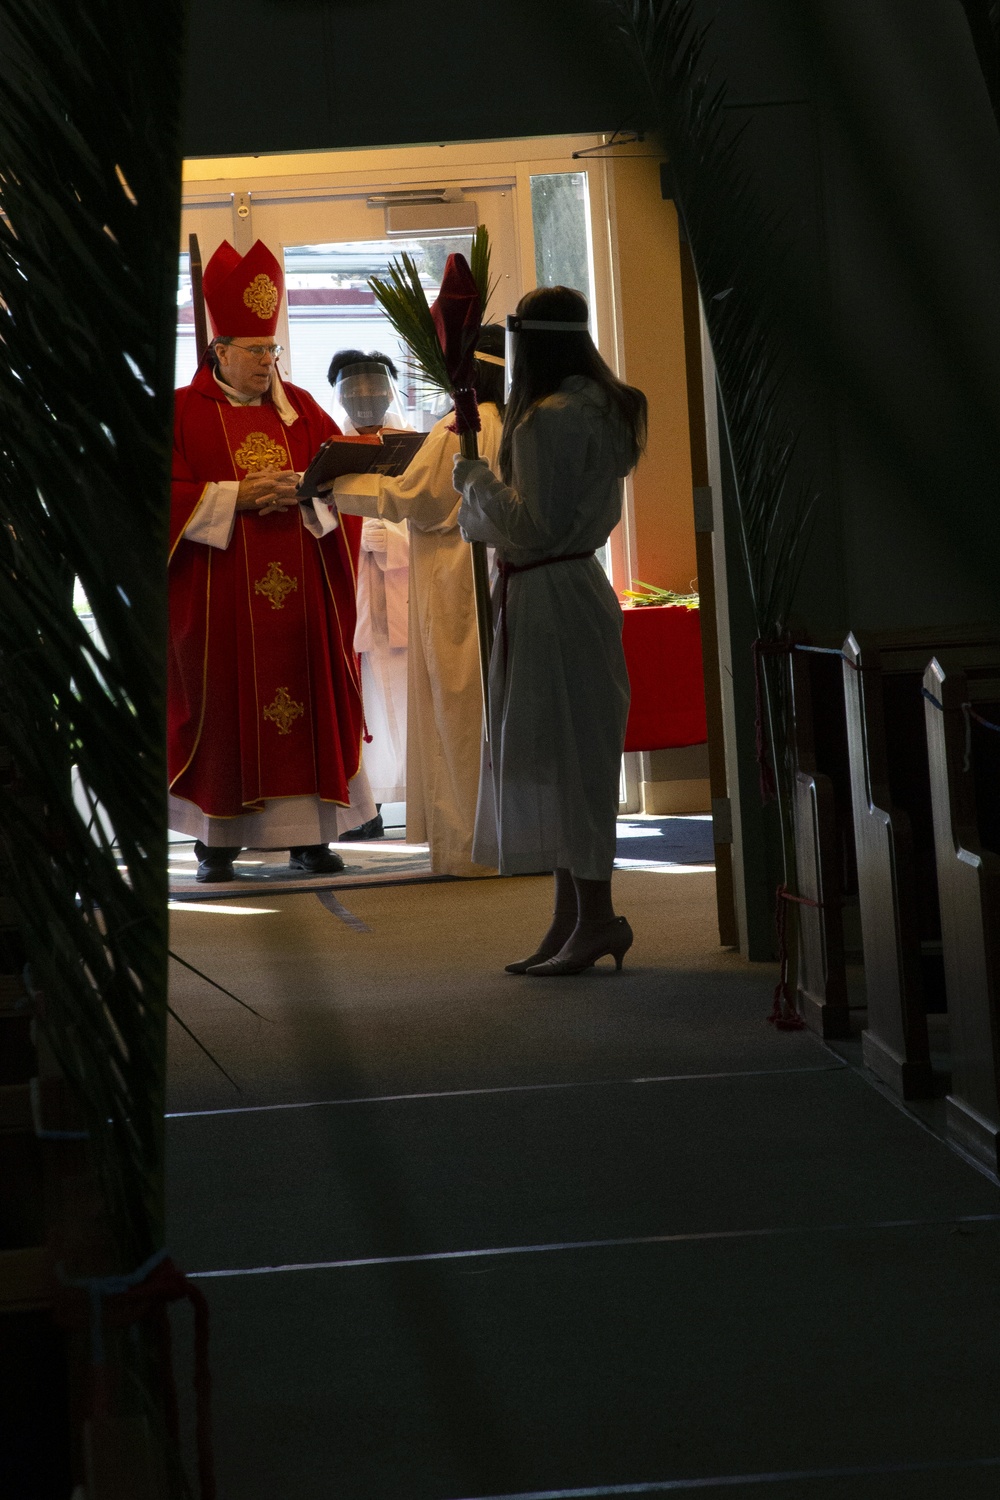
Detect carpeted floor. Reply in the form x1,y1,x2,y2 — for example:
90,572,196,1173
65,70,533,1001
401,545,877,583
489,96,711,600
167,815,714,900
166,868,1000,1499
613,813,715,867
167,839,439,900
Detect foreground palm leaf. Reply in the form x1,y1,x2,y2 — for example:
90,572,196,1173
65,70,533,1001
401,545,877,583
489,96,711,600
602,0,820,994
0,0,186,1481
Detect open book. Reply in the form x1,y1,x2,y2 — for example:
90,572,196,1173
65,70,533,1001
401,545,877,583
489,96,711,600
297,430,427,499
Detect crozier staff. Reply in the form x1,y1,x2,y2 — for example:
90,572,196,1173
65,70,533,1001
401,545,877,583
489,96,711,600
453,286,647,974
169,238,375,882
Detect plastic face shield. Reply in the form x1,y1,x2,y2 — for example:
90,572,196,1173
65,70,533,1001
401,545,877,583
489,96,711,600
504,312,592,399
332,361,406,433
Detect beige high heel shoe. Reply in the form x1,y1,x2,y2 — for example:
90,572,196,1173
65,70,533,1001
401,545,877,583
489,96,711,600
525,917,633,976
505,931,574,974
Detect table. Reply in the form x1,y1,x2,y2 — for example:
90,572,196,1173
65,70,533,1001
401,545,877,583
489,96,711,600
621,604,707,751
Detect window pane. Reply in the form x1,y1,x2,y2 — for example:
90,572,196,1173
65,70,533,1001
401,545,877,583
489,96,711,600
529,172,595,327
530,173,610,580
175,252,198,389
283,237,473,430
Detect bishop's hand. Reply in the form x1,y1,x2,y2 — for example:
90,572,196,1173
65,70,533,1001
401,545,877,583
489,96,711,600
236,468,301,515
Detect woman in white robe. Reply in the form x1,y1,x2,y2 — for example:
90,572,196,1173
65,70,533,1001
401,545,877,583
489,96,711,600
331,327,506,876
453,287,646,976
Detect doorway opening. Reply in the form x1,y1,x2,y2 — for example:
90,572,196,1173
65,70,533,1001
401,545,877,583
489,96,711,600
166,130,722,903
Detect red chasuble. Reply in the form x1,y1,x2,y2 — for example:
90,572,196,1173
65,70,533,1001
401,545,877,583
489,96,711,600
169,364,364,818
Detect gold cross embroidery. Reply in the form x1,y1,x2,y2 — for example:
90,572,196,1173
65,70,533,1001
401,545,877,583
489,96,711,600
254,561,298,610
234,431,289,473
263,686,305,736
243,273,279,320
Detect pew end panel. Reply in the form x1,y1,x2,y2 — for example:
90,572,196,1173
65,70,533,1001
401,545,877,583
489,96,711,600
924,656,1000,1175
788,647,851,1036
843,634,932,1098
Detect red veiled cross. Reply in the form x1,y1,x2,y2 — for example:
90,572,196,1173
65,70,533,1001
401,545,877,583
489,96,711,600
430,252,482,435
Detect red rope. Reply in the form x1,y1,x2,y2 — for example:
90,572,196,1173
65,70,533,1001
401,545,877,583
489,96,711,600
448,385,482,435
766,884,823,1031
56,1255,215,1500
968,705,1000,734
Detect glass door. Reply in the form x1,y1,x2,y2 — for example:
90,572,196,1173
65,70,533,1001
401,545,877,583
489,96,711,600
281,234,479,429
176,182,522,415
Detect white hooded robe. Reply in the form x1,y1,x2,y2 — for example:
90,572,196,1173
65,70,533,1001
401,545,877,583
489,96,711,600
456,377,637,882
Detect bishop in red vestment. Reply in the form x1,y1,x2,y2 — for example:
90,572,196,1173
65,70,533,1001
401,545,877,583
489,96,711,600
169,239,374,881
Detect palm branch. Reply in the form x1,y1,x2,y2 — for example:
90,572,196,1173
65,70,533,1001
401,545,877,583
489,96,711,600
369,253,453,393
369,225,496,396
469,224,499,325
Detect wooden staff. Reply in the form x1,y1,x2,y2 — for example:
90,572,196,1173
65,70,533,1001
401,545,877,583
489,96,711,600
188,233,208,363
459,429,496,740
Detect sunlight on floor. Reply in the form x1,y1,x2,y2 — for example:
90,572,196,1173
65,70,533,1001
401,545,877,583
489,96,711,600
167,903,279,916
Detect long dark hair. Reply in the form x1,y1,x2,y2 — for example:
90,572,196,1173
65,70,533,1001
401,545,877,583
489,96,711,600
472,322,506,413
498,286,647,483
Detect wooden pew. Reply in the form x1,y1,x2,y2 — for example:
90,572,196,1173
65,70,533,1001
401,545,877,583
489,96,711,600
923,656,1000,1174
841,631,1000,1099
789,646,851,1038
841,633,933,1097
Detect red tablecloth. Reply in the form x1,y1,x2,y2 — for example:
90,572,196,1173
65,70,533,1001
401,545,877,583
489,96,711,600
621,604,707,751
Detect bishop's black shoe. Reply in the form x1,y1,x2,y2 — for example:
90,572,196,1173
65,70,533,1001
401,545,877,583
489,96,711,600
339,813,385,841
288,844,345,874
193,841,240,883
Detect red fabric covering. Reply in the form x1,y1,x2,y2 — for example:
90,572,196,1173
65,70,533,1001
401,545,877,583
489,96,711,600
622,604,707,751
430,252,481,426
202,238,283,337
169,364,363,817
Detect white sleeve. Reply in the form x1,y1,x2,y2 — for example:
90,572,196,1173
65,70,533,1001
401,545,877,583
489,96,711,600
299,496,340,538
332,419,461,532
457,402,586,551
183,482,239,549
383,517,409,570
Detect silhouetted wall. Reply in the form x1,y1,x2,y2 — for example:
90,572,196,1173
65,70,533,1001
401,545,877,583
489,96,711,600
685,0,1000,634
183,0,638,158
185,0,1000,636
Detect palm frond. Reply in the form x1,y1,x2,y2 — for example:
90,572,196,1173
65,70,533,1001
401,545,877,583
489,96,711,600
371,228,497,395
470,225,499,320
600,0,824,891
369,254,452,393
623,580,700,608
601,0,814,640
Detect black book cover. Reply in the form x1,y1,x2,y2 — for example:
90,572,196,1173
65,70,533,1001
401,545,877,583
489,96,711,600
297,430,427,499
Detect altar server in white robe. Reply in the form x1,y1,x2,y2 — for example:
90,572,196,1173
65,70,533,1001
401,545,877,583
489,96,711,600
327,350,411,838
453,287,647,975
332,325,506,876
